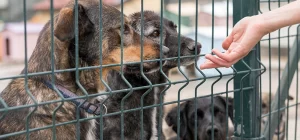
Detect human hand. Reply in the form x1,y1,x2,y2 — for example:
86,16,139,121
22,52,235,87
200,16,270,69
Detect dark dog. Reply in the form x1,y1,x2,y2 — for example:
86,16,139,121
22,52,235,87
0,1,166,139
96,11,201,139
165,96,234,140
129,11,201,68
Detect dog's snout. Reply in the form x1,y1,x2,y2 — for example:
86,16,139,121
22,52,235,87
187,43,202,54
186,42,195,51
206,127,219,136
162,46,169,55
125,64,140,71
196,43,202,53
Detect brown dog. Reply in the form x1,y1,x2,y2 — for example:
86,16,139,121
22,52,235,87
0,0,167,139
261,93,294,140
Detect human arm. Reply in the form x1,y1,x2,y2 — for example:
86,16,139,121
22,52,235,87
200,0,300,69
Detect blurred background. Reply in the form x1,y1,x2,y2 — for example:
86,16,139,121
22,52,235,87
0,0,299,139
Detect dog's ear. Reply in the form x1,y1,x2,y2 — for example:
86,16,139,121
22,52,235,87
215,96,234,121
165,102,188,138
129,12,141,30
54,4,93,41
129,11,155,30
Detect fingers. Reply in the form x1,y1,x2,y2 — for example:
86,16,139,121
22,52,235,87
222,33,234,50
200,60,221,69
204,54,233,68
200,49,244,69
211,49,239,63
200,63,220,69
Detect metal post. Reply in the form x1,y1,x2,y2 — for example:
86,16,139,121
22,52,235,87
233,0,262,139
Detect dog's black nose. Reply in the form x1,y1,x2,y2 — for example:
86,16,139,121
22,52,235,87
206,128,219,136
187,43,202,54
196,43,202,53
125,64,140,71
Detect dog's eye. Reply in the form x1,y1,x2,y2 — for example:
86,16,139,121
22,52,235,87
197,110,204,118
169,22,177,29
123,25,131,35
173,24,177,29
119,24,131,35
150,30,160,37
214,108,220,114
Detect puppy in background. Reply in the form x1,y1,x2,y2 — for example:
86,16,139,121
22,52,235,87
164,96,234,140
261,93,294,140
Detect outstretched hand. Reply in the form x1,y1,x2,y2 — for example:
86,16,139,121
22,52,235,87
200,16,268,69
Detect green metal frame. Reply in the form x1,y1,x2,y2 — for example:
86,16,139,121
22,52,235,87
232,0,264,139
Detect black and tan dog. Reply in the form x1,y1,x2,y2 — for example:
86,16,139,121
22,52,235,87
96,11,201,139
165,96,234,140
0,0,167,139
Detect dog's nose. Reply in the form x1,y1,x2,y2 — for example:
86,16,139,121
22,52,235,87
206,128,219,136
125,64,140,71
162,46,169,55
196,43,202,53
187,43,202,53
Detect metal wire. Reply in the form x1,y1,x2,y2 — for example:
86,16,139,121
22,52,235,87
193,1,207,140
157,1,172,140
119,1,134,139
176,0,190,139
295,27,299,139
49,0,65,139
23,0,38,139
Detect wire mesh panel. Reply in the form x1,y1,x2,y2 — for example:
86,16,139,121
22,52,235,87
0,0,299,140
258,0,300,140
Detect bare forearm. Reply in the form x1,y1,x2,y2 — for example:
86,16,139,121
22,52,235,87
256,0,300,34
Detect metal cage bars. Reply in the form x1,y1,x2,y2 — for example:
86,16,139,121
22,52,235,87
258,0,300,140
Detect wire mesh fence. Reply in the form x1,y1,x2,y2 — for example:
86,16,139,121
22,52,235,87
259,1,300,140
0,0,299,140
